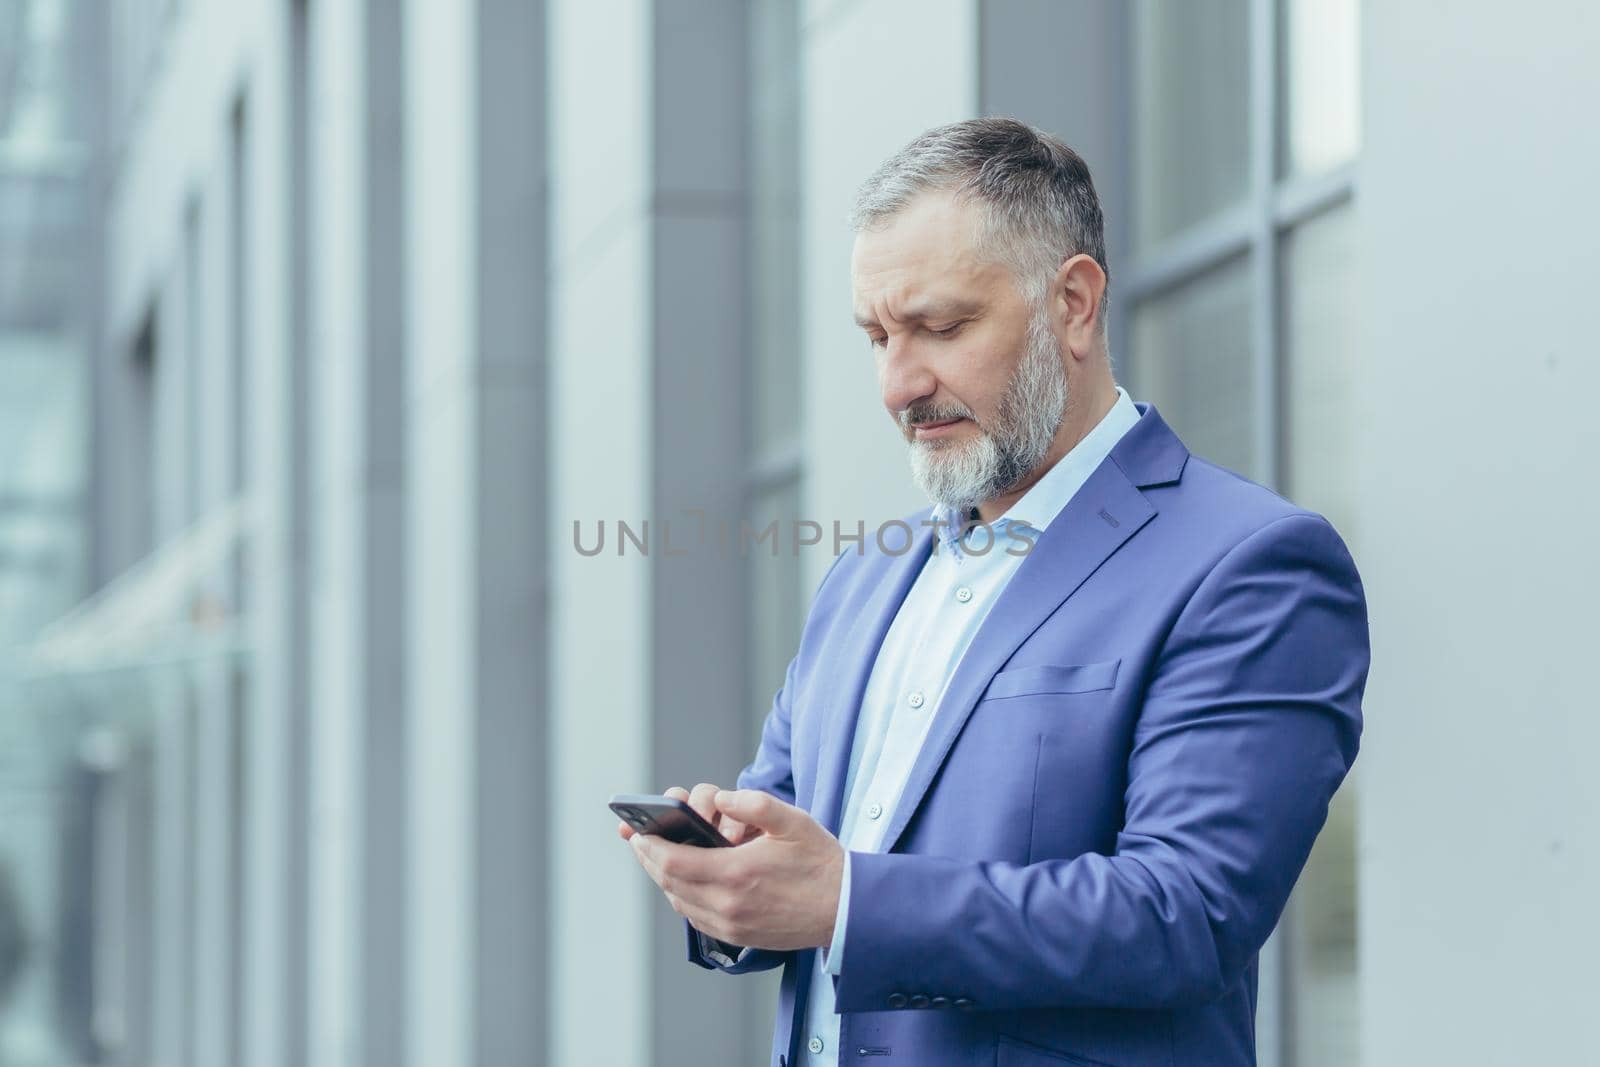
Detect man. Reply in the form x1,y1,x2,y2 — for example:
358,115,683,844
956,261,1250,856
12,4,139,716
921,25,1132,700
621,117,1368,1067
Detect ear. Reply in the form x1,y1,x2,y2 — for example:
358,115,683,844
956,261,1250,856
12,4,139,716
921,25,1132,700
1052,252,1107,358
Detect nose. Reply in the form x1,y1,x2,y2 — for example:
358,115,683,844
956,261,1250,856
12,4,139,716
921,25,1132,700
878,336,938,418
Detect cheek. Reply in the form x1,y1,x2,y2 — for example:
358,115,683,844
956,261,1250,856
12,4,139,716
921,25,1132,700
943,354,1010,424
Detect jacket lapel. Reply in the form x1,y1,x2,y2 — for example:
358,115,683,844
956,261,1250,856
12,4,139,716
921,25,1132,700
806,403,1189,847
874,402,1188,853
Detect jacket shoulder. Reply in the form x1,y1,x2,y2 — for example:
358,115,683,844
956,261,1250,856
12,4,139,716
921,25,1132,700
1161,455,1359,578
1174,453,1338,524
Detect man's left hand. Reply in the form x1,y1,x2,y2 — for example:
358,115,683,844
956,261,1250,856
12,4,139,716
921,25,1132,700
627,788,844,951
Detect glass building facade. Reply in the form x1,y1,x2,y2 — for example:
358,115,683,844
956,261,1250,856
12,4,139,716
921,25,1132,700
1,1,1596,1065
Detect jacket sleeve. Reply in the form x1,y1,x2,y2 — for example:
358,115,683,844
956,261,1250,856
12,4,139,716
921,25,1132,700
684,643,806,979
830,513,1370,1011
687,549,853,975
684,639,802,974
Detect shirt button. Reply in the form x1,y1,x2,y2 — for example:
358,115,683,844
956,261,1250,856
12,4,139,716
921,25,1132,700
866,802,883,819
808,1036,824,1054
907,690,925,708
955,586,973,603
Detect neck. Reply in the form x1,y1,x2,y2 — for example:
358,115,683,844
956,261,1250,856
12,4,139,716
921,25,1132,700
973,379,1119,524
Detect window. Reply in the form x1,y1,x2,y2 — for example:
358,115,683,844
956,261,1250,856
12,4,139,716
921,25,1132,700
1123,2,1361,1065
1131,0,1252,253
1130,257,1259,479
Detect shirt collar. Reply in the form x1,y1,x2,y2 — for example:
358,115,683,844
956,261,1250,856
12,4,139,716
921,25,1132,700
931,385,1142,558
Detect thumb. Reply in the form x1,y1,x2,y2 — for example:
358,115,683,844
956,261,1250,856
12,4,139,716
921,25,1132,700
714,789,801,838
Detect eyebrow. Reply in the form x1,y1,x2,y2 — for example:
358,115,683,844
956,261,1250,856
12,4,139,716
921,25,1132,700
853,297,982,330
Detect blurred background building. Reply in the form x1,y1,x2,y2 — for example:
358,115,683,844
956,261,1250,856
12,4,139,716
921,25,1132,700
0,1,1595,1065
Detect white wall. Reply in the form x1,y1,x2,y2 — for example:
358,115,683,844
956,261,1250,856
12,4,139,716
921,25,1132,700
546,1,653,1064
1358,3,1600,1063
403,1,477,1063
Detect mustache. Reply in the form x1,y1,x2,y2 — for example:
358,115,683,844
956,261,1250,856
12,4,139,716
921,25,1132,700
899,401,975,432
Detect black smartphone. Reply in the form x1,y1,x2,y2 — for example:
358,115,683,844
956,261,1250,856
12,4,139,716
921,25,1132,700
609,793,732,848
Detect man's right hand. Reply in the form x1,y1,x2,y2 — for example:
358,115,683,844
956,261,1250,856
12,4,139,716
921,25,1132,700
614,782,766,846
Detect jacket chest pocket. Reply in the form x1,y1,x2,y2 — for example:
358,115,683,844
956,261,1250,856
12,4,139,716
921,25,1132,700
982,659,1120,701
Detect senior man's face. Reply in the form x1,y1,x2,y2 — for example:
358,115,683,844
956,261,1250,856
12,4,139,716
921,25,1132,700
851,190,1068,511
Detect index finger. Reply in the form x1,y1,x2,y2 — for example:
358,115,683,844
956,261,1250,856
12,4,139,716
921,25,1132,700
634,835,726,887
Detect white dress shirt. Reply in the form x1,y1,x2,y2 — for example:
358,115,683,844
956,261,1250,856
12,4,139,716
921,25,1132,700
797,386,1142,1065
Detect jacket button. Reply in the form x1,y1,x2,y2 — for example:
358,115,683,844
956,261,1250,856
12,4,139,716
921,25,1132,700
909,994,930,1009
887,992,908,1009
930,996,949,1009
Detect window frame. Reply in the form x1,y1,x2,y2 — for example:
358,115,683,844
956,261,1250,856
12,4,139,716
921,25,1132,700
1115,3,1360,1065
1117,0,1357,495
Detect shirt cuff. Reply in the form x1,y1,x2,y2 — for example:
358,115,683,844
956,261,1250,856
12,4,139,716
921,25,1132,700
697,928,755,968
820,851,851,976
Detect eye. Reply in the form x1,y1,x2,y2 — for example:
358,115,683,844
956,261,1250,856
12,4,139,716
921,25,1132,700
868,334,888,349
930,321,966,339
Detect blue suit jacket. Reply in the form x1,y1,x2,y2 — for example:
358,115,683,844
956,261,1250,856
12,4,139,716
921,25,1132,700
688,402,1369,1067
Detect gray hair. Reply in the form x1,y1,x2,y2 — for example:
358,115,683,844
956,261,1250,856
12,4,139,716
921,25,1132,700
851,117,1109,320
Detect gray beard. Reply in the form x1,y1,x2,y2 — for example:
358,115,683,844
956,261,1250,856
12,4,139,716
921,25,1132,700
907,306,1069,512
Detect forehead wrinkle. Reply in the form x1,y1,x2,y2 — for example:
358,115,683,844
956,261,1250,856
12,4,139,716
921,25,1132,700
856,281,983,330
853,280,915,329
851,199,1010,327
